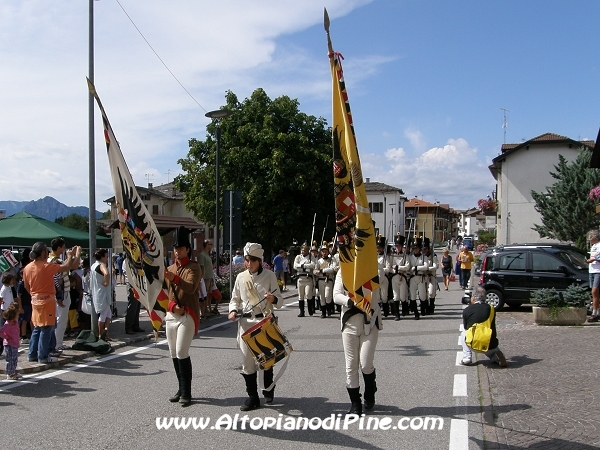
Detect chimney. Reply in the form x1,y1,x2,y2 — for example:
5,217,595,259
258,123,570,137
148,183,153,189
366,177,370,183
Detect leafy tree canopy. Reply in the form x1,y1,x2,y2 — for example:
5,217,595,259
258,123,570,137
175,88,336,257
531,149,600,249
55,213,88,232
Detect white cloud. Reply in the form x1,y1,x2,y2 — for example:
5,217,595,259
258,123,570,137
404,128,426,151
363,137,496,210
0,0,374,206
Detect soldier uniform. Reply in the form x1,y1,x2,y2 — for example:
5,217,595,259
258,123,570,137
390,234,411,321
293,245,316,317
408,237,429,320
308,246,320,315
423,238,439,315
314,244,336,318
374,236,391,317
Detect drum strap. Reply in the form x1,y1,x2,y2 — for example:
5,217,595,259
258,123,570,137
241,270,262,310
261,351,291,392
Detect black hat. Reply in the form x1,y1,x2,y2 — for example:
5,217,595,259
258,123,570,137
414,237,423,249
394,233,405,247
407,236,414,249
173,226,191,249
423,237,431,249
377,235,386,248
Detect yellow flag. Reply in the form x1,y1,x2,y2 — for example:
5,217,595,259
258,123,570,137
325,9,378,318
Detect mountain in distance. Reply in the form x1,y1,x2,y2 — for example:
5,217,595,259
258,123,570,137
0,196,102,222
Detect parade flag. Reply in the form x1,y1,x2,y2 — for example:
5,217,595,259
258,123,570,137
325,9,378,318
87,78,168,330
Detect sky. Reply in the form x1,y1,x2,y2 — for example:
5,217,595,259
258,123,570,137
2,0,600,212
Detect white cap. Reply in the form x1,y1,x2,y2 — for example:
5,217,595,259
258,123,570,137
243,242,264,260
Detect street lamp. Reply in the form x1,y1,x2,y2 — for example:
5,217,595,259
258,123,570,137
205,109,232,276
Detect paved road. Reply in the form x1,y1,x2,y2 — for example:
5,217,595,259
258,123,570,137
1,279,483,449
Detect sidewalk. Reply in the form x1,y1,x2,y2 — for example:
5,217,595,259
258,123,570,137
2,284,300,376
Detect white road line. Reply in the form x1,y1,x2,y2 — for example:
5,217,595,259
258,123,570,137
0,319,237,391
457,335,461,346
459,324,464,332
448,419,469,450
453,374,467,397
455,351,464,366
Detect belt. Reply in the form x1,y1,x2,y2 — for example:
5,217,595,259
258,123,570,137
242,313,264,318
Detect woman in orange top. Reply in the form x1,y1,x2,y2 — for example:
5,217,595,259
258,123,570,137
23,241,80,363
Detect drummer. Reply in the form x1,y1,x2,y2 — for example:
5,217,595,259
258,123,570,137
228,242,283,411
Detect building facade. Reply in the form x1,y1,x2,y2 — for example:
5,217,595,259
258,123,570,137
364,180,406,243
404,197,456,245
489,132,594,245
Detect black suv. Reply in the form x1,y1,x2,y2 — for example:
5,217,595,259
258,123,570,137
477,244,589,309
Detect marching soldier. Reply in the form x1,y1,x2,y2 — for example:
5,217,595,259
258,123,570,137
390,233,411,321
329,240,341,315
293,244,316,317
314,243,336,318
308,244,320,316
408,237,428,319
423,238,439,315
374,236,391,317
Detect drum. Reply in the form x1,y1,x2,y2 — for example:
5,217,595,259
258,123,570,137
241,315,293,370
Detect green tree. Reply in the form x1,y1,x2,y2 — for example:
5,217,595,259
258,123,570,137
175,88,335,258
531,149,600,249
55,213,89,232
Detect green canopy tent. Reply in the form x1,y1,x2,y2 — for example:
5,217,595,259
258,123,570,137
0,211,112,248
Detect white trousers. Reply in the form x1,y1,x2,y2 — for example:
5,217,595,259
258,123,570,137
297,277,314,301
409,276,427,301
165,312,195,359
460,330,502,362
55,291,71,347
377,275,389,304
237,317,263,375
341,313,378,389
391,274,409,302
318,279,333,305
428,276,438,298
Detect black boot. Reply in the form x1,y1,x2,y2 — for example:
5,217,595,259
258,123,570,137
298,300,305,317
363,370,377,411
263,368,275,403
336,304,342,314
382,302,389,317
410,300,420,320
241,372,261,411
327,302,333,316
347,387,362,415
428,298,436,315
307,298,315,316
401,301,409,317
169,358,182,402
420,300,429,316
178,357,193,407
393,301,401,321
320,303,327,318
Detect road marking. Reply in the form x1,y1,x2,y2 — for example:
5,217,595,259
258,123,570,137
459,324,464,332
449,419,468,450
0,319,237,391
455,351,464,366
453,374,467,397
457,335,461,346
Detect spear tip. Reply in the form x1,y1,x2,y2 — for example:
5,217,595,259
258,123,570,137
324,7,330,33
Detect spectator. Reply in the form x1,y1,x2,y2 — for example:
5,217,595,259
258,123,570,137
91,249,112,341
232,250,244,265
441,248,453,291
587,230,600,322
48,237,71,351
272,250,286,291
17,268,32,344
125,283,146,335
116,253,125,284
458,245,474,289
198,240,214,317
67,273,82,337
0,303,22,379
460,286,507,367
0,273,17,356
23,241,80,364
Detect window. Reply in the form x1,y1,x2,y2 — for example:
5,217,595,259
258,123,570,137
152,204,159,215
554,250,588,270
369,202,383,213
496,252,526,271
532,253,562,272
209,228,214,239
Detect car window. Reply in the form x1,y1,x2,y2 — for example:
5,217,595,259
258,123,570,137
554,250,588,270
531,253,563,272
497,252,526,271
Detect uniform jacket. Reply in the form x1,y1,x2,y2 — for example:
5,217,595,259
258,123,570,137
390,252,411,275
294,253,316,277
333,272,382,333
166,257,202,333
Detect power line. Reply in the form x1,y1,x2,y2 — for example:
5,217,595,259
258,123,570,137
114,0,208,113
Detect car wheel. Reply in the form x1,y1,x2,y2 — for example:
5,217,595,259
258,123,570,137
485,289,504,310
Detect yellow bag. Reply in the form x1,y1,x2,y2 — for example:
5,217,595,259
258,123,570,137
465,307,495,352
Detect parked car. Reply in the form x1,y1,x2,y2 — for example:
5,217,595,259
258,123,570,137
477,244,589,309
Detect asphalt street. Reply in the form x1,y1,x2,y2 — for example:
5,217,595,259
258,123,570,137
0,277,482,449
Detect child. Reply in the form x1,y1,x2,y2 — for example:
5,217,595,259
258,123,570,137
0,302,22,380
0,273,17,356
